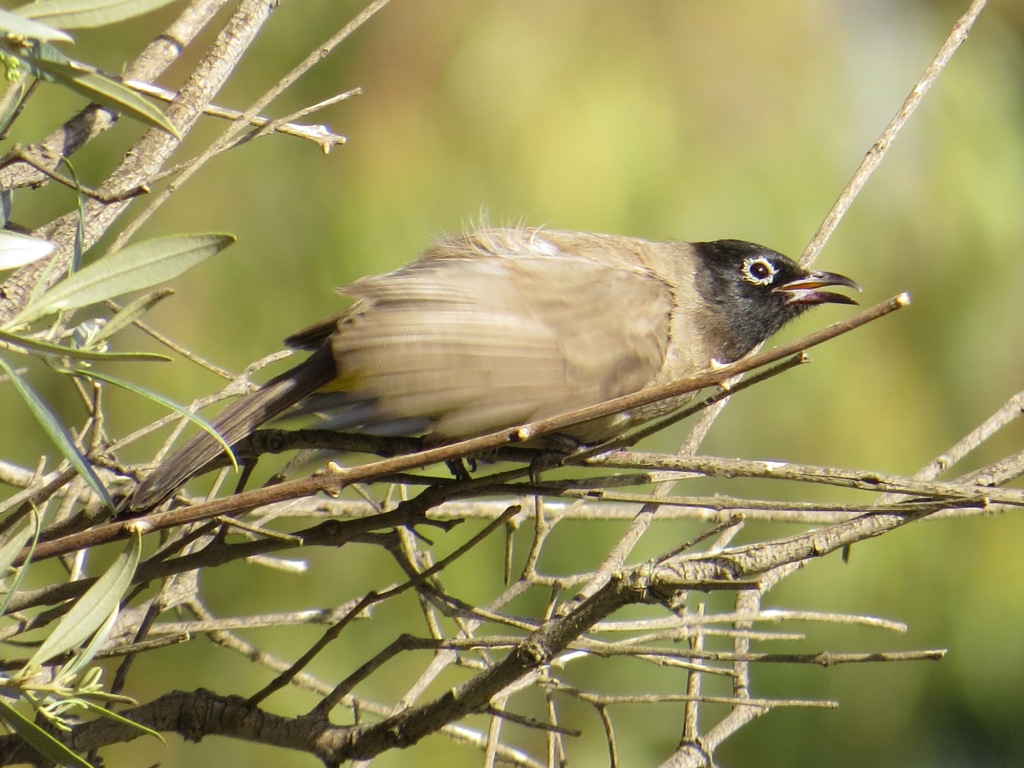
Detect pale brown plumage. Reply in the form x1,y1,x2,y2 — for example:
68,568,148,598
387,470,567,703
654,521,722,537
126,225,858,512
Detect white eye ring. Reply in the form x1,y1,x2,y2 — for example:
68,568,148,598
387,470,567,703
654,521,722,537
741,256,777,286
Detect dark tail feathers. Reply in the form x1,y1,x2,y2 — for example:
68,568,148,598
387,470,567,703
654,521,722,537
125,346,337,513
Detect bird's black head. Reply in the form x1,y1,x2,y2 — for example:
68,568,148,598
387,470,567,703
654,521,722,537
692,239,861,363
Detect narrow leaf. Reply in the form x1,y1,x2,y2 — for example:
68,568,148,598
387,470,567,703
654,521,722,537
58,605,117,679
26,528,140,670
0,77,30,140
14,233,235,325
0,511,40,616
0,357,114,509
16,42,179,137
0,326,170,362
0,8,73,41
0,699,93,768
0,230,54,270
92,287,174,342
76,700,164,742
74,368,239,472
14,0,181,30
0,521,33,577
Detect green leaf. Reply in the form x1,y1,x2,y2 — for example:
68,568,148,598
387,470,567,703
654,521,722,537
0,357,114,509
92,287,174,343
0,230,54,270
74,367,239,472
0,699,93,768
73,699,165,743
0,326,170,362
58,604,117,680
0,520,33,577
13,0,181,30
15,42,179,137
12,233,235,326
26,529,140,671
0,511,41,616
0,8,73,41
0,76,31,140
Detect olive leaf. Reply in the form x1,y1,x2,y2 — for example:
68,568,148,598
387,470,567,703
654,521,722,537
0,699,93,768
0,8,72,42
0,357,115,509
14,40,179,137
11,233,235,326
0,230,54,270
24,528,141,672
13,0,183,30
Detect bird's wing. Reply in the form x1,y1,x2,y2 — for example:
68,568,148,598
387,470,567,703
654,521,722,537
127,228,680,511
332,247,673,438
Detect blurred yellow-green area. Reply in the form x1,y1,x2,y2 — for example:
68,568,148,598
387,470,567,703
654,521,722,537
3,0,1024,765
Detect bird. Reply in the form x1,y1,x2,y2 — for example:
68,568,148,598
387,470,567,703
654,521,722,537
125,225,860,512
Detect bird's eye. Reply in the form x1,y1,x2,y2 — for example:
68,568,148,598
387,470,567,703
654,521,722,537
741,256,777,286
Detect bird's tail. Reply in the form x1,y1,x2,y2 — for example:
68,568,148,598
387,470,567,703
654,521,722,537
125,346,337,513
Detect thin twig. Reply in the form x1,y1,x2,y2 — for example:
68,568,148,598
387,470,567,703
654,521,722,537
801,0,988,265
124,79,359,151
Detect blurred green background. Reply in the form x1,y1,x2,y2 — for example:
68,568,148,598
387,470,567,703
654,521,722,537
3,0,1024,765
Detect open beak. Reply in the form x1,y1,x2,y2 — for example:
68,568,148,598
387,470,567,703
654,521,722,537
776,270,862,306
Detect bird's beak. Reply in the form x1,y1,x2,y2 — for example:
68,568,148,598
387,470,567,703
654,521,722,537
775,270,862,306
